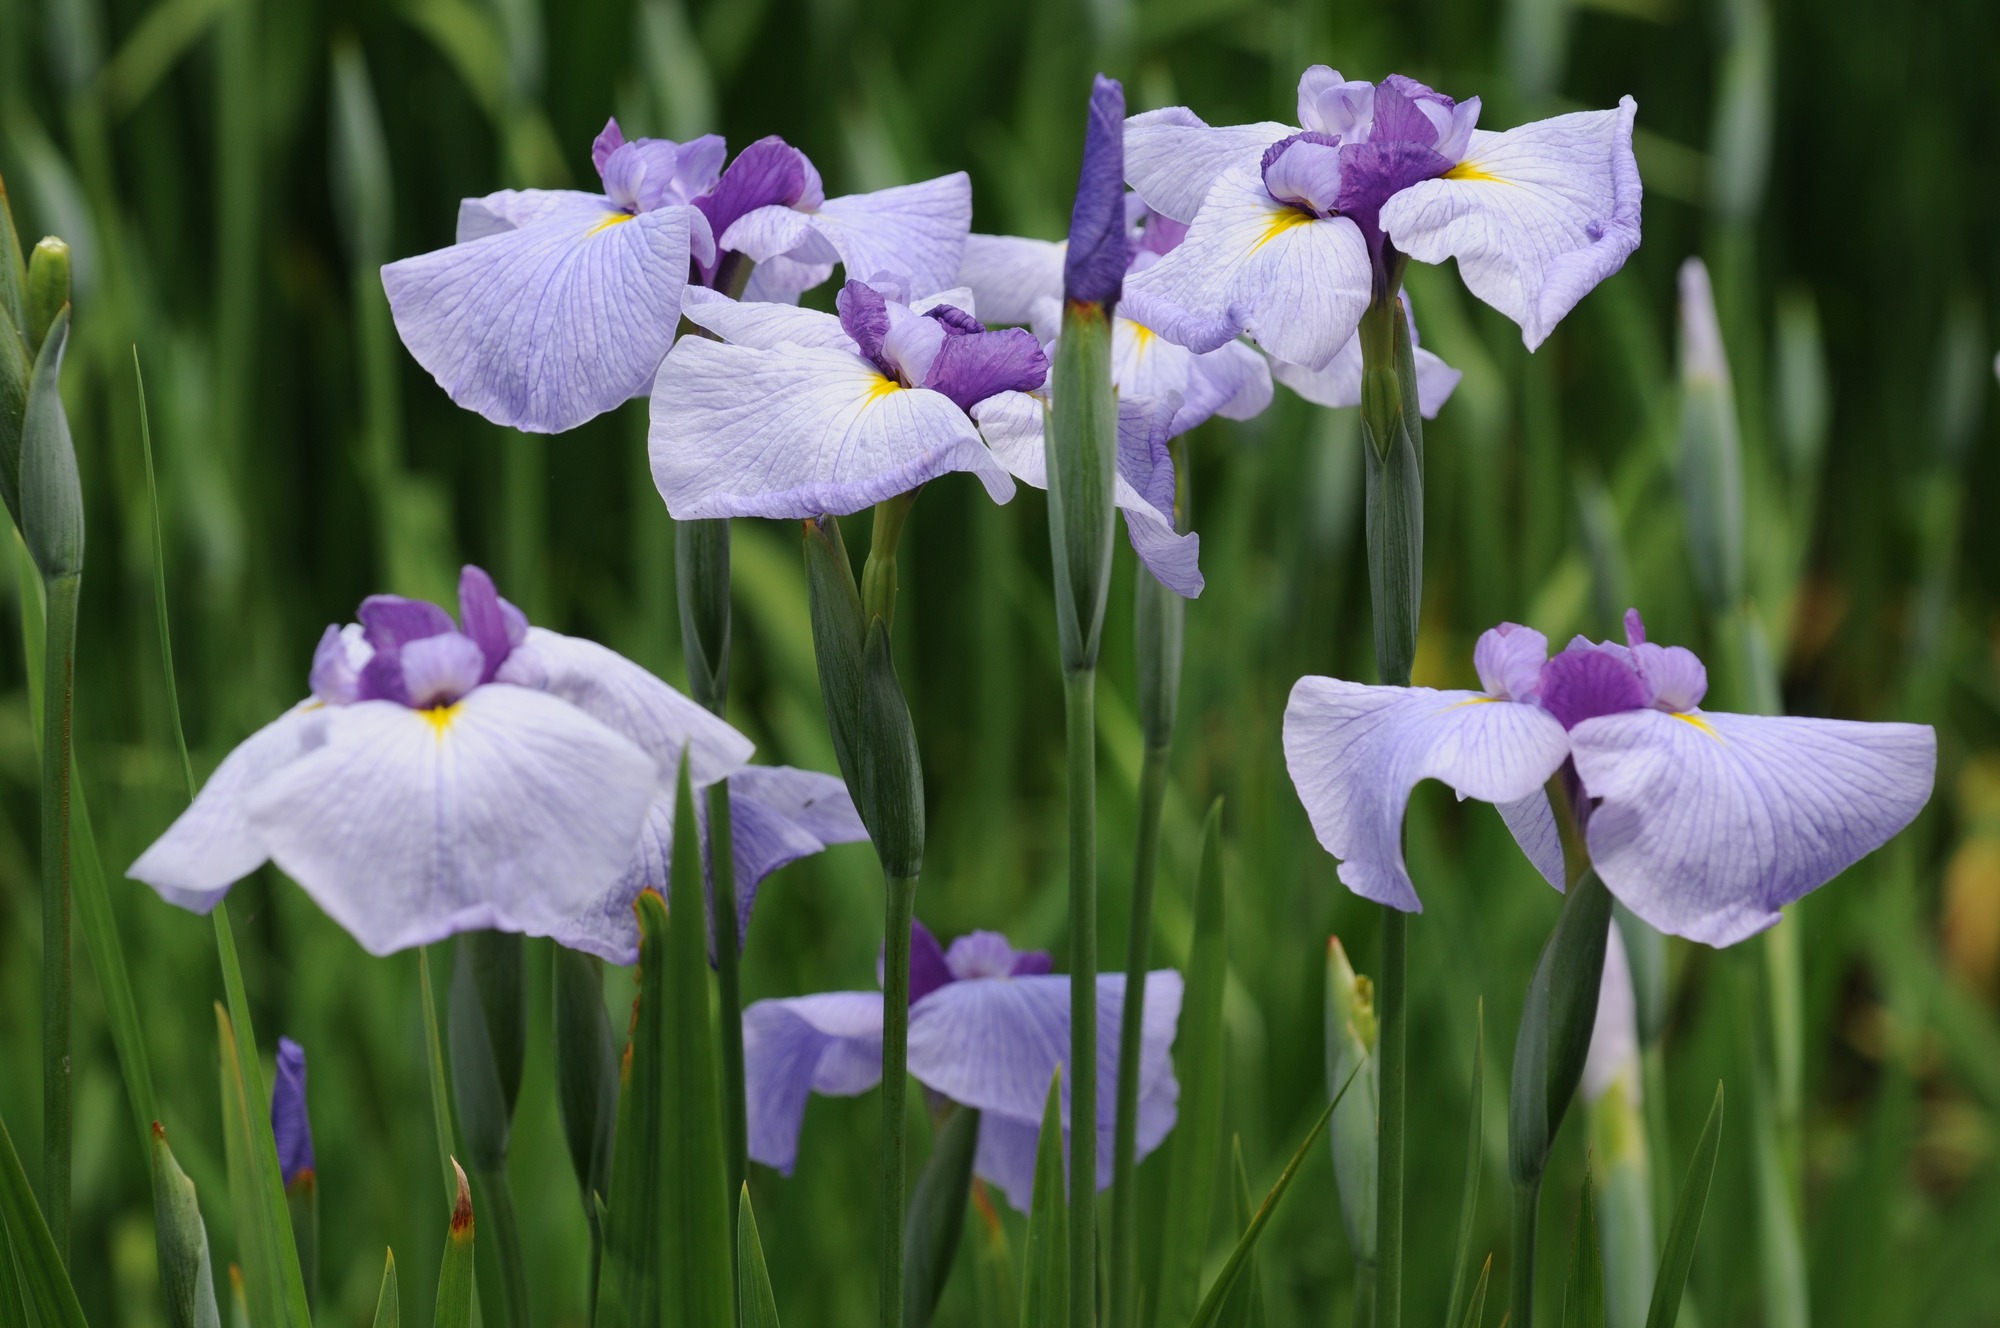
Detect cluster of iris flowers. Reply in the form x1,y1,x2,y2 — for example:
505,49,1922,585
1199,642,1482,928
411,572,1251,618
118,59,1934,1328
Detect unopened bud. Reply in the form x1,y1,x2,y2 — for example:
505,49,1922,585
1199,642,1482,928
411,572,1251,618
20,304,83,580
25,237,69,358
150,1123,223,1328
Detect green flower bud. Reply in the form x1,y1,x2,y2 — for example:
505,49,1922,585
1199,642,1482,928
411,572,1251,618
25,237,69,359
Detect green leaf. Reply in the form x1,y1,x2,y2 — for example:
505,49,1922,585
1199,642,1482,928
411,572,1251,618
152,1123,223,1328
432,1164,476,1328
417,950,462,1208
1187,1060,1360,1328
1324,936,1377,1267
1443,1001,1486,1328
448,931,526,1174
215,1004,287,1328
739,1186,782,1328
970,1182,1019,1328
1021,1069,1068,1328
552,945,618,1223
1561,1168,1604,1328
0,1110,89,1328
1643,1084,1723,1328
372,1249,398,1328
905,1104,980,1328
20,305,82,580
1509,871,1614,1188
1214,1138,1264,1328
1459,1256,1492,1328
1155,800,1229,1328
0,172,27,334
598,881,680,1325
664,757,736,1326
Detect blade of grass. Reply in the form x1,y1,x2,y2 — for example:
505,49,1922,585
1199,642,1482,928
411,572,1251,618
372,1249,398,1328
1021,1068,1067,1328
1560,1169,1604,1328
216,1002,288,1328
418,949,462,1208
1214,1138,1265,1328
433,1163,476,1328
1643,1085,1724,1328
1460,1258,1492,1328
0,1110,89,1328
1444,1002,1486,1328
904,1104,979,1328
598,888,671,1324
740,1186,782,1328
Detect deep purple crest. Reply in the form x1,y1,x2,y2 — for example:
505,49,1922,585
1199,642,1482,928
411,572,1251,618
273,1036,315,1189
693,135,824,280
322,565,528,709
1533,610,1708,730
897,920,1053,1005
836,280,1050,412
1064,74,1129,307
591,118,725,214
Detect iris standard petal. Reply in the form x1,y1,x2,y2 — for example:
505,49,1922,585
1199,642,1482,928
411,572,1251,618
1570,708,1936,946
1379,98,1641,350
677,287,853,351
1123,107,1295,224
383,201,705,433
959,234,1066,327
1283,679,1572,910
743,991,886,1175
649,337,1016,519
495,626,753,788
128,703,332,913
1121,167,1371,371
244,688,657,955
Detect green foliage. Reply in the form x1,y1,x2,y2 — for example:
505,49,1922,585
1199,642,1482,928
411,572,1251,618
1645,1086,1724,1328
741,1187,784,1328
151,1123,222,1328
1021,1070,1067,1328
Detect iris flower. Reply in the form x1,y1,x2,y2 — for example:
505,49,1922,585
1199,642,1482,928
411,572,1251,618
129,565,864,962
382,119,971,434
742,922,1182,1211
1283,610,1935,946
1122,67,1640,368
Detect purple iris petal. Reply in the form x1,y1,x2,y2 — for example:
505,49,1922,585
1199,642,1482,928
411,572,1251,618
695,136,824,260
944,931,1051,981
928,303,984,336
1334,140,1453,250
1297,67,1376,139
400,632,487,709
1473,623,1549,702
591,118,626,176
273,1037,315,1189
1010,950,1055,977
309,625,368,705
1370,75,1458,147
908,920,956,1006
600,138,685,213
706,765,869,961
358,595,453,652
836,280,893,371
743,991,886,1175
458,565,523,683
1064,75,1128,306
881,303,948,386
1536,645,1651,731
923,327,1050,412
1260,132,1345,215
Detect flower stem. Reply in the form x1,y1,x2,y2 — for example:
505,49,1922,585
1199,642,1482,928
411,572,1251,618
1510,1176,1542,1328
1064,666,1099,1328
1109,741,1169,1328
38,570,79,1261
882,869,919,1328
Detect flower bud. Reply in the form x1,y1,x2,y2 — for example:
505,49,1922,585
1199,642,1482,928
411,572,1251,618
25,237,69,359
1325,937,1379,1264
150,1123,223,1328
1676,257,1743,617
20,304,83,581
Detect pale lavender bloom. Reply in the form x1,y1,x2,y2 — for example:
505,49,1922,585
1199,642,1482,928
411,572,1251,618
130,566,862,963
1123,68,1641,364
273,1037,315,1189
742,922,1182,1211
1282,610,1935,946
1267,292,1462,419
649,279,1035,519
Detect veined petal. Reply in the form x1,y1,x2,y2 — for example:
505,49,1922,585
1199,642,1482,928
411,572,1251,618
679,287,853,351
1571,708,1936,946
971,1070,1181,1215
1174,338,1273,431
494,626,754,787
128,703,331,912
650,336,1015,519
743,992,885,1175
1380,98,1641,350
454,189,612,243
959,234,1066,327
1269,338,1461,418
742,255,836,303
1111,318,1196,412
245,688,657,955
810,173,973,294
1115,394,1201,596
1283,679,1572,910
1124,107,1294,224
383,203,701,433
1121,167,1370,371
1496,790,1566,891
717,204,831,265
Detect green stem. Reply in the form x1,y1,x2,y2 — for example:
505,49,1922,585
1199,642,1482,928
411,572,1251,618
1353,1261,1377,1328
1109,742,1170,1328
1375,908,1407,1328
475,1166,531,1328
1064,667,1098,1328
39,570,78,1262
882,870,919,1328
864,494,917,631
1510,1178,1541,1328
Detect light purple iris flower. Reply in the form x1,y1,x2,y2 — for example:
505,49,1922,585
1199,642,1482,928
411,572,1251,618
649,278,1038,519
273,1036,315,1189
1283,610,1935,946
742,922,1183,1212
382,119,971,435
129,566,865,963
1123,68,1641,365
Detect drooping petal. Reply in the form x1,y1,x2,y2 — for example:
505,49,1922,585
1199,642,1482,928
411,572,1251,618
1496,791,1566,891
245,688,658,955
959,234,1065,327
1123,107,1294,224
812,174,974,293
743,992,885,1175
1570,708,1936,946
1283,679,1572,910
649,336,1015,519
494,626,753,788
1268,338,1461,418
1121,167,1371,371
1171,337,1273,432
383,202,704,433
1379,98,1641,350
128,703,332,913
678,286,853,351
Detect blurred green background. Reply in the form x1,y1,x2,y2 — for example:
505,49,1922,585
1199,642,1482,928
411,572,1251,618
1,0,1997,1322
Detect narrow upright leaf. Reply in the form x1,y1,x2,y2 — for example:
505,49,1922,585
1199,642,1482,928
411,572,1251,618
1214,1138,1265,1328
433,1162,476,1328
0,1111,89,1328
1021,1069,1068,1328
216,1004,288,1328
739,1187,782,1328
1444,1002,1486,1328
1560,1169,1604,1328
153,1122,223,1328
1459,1257,1493,1328
598,886,671,1326
1155,801,1229,1328
1643,1084,1724,1328
372,1249,399,1328
417,949,463,1207
905,1104,980,1328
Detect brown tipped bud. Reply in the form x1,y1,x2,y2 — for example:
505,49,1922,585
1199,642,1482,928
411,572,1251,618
448,1158,475,1239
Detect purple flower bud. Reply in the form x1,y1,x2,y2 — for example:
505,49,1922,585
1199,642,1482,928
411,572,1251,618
1064,75,1128,307
273,1037,315,1190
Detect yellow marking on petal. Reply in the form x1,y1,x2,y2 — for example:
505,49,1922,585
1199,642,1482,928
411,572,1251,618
1671,710,1721,740
865,375,903,402
586,211,636,236
301,700,326,712
1248,207,1316,255
1451,695,1502,707
423,703,463,737
1443,161,1509,184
